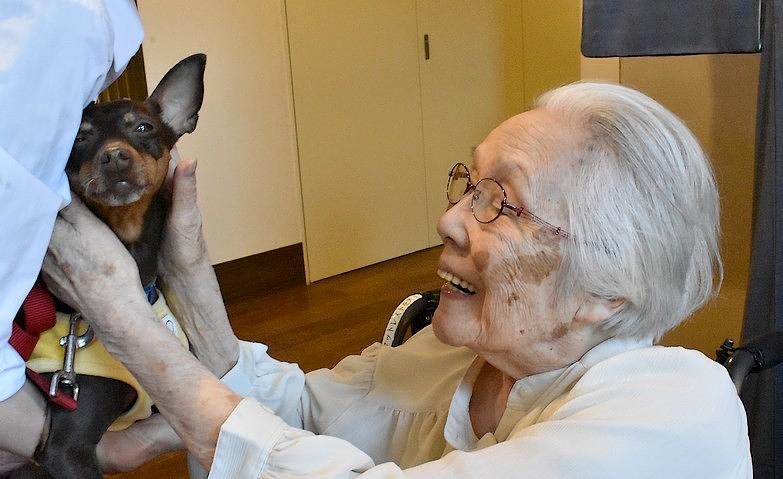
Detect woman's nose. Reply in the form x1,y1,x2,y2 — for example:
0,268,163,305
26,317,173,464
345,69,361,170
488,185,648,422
437,195,471,250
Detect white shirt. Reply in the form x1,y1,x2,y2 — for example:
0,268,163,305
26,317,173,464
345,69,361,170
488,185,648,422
206,326,752,478
0,0,143,400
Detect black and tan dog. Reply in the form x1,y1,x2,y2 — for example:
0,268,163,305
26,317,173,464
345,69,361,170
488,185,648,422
10,53,206,479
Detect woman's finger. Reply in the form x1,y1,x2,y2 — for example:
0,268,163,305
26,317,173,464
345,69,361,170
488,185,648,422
159,157,207,274
171,157,198,217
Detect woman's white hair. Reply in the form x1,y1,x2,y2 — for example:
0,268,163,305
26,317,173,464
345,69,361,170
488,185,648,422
535,82,722,341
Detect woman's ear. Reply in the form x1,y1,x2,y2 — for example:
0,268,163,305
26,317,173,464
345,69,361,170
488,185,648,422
574,295,625,326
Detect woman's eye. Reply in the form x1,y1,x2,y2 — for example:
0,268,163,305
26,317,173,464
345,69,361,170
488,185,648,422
135,122,154,133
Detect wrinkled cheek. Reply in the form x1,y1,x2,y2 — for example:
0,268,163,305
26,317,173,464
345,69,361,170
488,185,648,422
483,283,535,338
515,228,562,284
480,233,562,338
480,245,535,337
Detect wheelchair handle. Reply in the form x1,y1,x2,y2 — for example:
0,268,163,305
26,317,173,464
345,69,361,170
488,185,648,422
718,332,783,393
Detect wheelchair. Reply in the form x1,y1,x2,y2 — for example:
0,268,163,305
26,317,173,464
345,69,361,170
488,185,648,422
383,289,783,393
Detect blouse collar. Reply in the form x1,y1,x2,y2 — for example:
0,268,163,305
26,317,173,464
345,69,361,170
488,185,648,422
444,335,653,451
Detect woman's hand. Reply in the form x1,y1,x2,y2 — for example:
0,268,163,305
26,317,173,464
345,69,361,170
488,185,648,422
157,157,240,377
0,450,28,475
97,413,184,473
42,159,240,470
159,157,208,277
42,195,144,329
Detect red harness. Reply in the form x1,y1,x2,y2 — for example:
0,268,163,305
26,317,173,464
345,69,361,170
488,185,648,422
9,281,77,410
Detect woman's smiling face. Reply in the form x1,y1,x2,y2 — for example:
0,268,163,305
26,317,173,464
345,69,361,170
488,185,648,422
432,108,598,376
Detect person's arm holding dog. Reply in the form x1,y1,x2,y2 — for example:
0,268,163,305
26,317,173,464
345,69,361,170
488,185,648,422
96,152,322,470
156,158,240,379
94,158,241,471
90,157,316,472
43,159,242,468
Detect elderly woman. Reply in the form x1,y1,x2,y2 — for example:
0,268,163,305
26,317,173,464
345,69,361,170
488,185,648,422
43,82,751,477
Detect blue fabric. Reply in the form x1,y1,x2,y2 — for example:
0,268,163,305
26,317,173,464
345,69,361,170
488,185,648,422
144,285,158,305
0,0,143,401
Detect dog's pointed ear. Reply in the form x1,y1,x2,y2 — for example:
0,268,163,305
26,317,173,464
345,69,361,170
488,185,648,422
148,53,206,139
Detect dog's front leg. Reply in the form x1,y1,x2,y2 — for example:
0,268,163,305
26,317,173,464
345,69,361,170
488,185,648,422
34,375,136,479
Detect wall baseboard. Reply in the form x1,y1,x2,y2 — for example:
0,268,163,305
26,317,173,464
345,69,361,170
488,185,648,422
214,243,306,305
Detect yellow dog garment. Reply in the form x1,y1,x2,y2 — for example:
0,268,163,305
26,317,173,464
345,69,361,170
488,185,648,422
27,290,189,431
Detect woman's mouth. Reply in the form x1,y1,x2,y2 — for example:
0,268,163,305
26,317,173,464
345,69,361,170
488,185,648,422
437,269,477,295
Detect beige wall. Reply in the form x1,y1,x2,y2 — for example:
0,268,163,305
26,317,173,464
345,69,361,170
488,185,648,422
580,57,619,83
137,1,303,265
521,0,582,108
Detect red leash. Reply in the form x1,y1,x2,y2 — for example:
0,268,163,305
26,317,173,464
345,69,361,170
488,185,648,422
10,281,55,359
9,280,77,411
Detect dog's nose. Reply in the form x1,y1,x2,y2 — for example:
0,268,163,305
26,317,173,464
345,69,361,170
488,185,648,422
101,148,131,169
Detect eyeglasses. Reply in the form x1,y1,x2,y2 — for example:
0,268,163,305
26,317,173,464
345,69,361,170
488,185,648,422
446,163,570,238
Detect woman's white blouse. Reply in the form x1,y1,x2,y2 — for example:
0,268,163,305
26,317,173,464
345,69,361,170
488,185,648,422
209,327,751,478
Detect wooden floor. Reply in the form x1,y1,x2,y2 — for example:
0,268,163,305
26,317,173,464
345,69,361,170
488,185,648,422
109,246,444,478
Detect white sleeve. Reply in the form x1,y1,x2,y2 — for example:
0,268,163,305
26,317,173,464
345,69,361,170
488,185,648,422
209,347,751,479
219,341,308,428
210,398,592,479
219,341,380,432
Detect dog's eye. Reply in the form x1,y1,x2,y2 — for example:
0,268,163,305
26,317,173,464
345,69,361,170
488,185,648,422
74,133,89,145
135,122,154,133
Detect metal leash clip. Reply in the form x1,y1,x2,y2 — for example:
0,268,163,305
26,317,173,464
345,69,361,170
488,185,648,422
49,312,94,401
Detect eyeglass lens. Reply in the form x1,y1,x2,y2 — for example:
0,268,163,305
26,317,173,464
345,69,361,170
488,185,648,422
447,163,471,204
447,163,506,223
473,178,505,223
